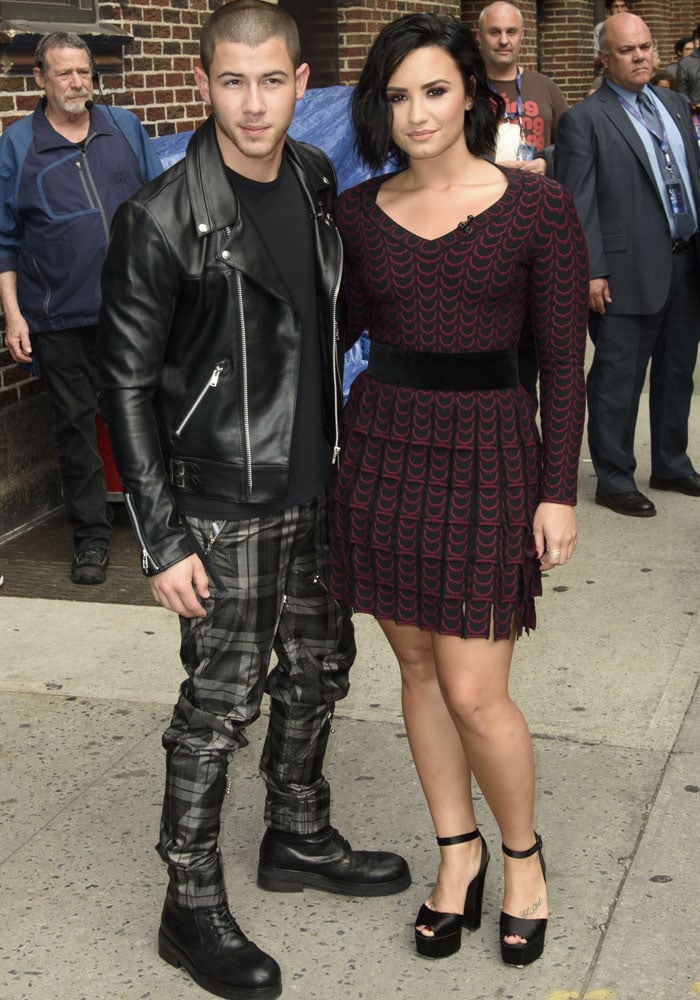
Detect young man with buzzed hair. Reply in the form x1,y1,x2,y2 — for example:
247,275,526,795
98,2,409,997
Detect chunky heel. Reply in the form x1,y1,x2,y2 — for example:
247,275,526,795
414,830,489,959
500,833,547,967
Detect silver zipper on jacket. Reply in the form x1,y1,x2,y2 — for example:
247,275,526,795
328,219,344,464
174,361,226,437
32,258,51,315
124,491,159,574
234,269,254,495
75,142,109,240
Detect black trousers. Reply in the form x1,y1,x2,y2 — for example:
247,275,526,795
587,250,700,493
32,326,111,551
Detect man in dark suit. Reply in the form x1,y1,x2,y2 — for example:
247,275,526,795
554,13,700,516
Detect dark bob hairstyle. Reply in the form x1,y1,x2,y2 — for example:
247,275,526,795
352,13,504,172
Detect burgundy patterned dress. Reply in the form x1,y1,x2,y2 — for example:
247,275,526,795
328,169,589,640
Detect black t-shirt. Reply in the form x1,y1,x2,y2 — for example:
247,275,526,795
175,155,331,520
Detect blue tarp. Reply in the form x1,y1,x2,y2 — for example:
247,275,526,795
151,86,373,396
152,85,372,194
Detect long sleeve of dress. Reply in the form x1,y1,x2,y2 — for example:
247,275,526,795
529,181,589,504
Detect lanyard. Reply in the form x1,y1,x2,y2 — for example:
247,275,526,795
618,90,694,235
490,69,525,130
618,92,676,175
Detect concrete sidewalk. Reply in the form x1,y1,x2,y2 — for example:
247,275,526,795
1,400,699,1000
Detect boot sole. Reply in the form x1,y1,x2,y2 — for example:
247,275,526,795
257,862,411,896
158,930,282,1000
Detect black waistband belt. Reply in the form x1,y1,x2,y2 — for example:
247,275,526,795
367,342,520,391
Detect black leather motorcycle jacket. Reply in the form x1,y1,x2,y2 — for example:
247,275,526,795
97,117,344,576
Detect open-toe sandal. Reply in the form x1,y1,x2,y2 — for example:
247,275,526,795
415,829,489,959
500,832,547,967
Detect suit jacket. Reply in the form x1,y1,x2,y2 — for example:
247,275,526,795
553,80,700,314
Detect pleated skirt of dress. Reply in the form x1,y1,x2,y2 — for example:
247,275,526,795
328,375,544,640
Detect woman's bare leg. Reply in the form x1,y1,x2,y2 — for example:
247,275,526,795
431,631,547,942
378,619,485,923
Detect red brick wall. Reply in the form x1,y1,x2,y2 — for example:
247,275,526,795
336,2,461,82
102,0,213,136
539,0,594,103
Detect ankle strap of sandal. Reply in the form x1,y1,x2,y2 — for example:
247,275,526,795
436,829,480,847
502,832,542,858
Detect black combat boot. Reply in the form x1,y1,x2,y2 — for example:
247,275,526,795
158,895,282,1000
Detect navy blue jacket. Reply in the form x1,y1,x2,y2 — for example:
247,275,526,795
0,98,162,333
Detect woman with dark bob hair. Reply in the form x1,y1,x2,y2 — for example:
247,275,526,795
351,12,502,169
328,13,589,967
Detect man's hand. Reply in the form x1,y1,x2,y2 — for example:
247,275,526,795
589,277,611,315
498,158,547,174
3,311,33,364
149,553,210,618
0,272,34,364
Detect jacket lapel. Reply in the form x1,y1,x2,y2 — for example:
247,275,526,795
596,81,659,192
185,116,292,305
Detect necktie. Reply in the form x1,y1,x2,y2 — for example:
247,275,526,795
636,93,695,240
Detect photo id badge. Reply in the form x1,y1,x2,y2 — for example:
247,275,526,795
666,180,687,215
516,142,534,162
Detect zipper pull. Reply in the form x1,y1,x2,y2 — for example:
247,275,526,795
210,363,224,387
332,445,340,464
141,549,149,573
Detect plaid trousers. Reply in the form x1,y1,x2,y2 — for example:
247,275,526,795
158,493,356,907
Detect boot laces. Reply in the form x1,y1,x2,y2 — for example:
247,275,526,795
328,826,352,854
210,904,244,939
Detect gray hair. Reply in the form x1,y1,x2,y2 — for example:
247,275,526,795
478,2,524,28
34,32,93,73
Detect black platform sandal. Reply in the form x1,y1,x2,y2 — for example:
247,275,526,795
500,832,547,967
414,829,490,959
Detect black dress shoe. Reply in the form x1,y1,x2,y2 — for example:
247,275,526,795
595,489,656,517
158,896,281,1000
649,472,700,496
71,546,109,584
257,825,411,896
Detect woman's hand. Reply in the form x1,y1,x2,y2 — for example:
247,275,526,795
533,502,577,569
